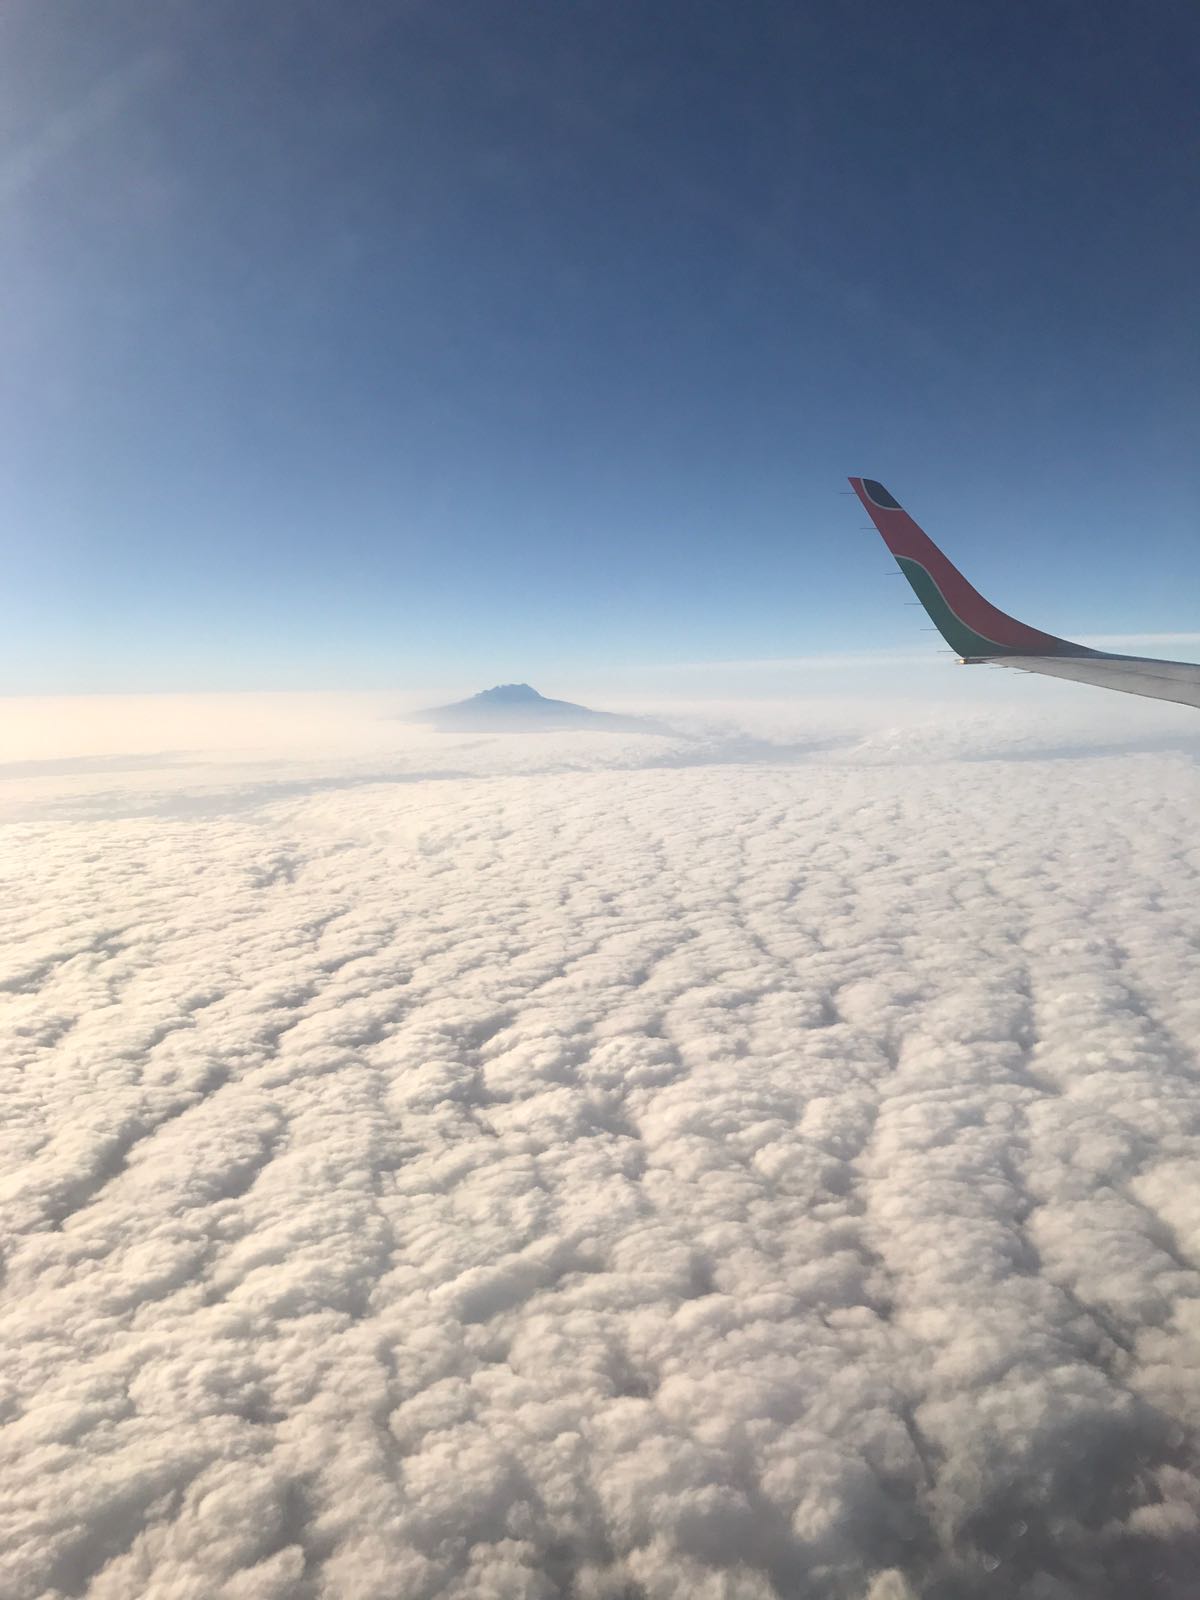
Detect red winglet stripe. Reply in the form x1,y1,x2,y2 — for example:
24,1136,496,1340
849,478,1064,654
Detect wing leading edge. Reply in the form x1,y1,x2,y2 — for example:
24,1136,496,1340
849,477,1200,710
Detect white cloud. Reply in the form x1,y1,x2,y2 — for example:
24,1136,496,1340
0,695,1198,1597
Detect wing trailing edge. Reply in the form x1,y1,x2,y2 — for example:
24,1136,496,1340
849,477,1200,710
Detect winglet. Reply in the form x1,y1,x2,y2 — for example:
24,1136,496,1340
849,477,1084,661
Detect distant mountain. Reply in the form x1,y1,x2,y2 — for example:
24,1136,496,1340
411,683,670,734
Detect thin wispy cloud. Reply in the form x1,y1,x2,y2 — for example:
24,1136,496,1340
659,637,1200,676
0,52,168,206
1078,633,1200,650
651,652,938,673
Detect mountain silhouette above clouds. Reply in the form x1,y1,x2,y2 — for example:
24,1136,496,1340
411,683,672,734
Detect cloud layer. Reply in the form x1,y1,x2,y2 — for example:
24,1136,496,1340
2,702,1199,1598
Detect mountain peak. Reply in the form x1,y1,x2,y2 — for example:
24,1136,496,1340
472,684,543,704
410,682,671,736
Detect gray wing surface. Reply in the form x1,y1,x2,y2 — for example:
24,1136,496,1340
994,654,1200,710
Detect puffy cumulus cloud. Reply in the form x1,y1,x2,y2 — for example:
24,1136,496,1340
1,699,1200,1598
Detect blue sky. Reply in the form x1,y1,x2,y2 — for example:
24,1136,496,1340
2,0,1197,693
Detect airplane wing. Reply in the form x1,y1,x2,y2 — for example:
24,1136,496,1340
849,477,1200,710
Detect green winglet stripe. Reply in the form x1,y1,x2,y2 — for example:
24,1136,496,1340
896,557,1014,657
